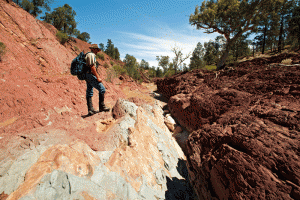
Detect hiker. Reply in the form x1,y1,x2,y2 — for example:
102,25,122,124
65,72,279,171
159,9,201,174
85,46,110,115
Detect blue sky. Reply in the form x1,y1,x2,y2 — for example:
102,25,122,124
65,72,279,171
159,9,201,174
51,0,221,67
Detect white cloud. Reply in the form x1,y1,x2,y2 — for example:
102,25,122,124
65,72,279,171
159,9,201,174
117,22,222,67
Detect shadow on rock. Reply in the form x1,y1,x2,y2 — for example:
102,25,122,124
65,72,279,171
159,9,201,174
165,159,197,200
152,92,169,104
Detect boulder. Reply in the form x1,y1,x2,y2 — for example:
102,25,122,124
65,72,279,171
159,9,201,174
1,99,196,199
164,114,176,132
112,98,138,120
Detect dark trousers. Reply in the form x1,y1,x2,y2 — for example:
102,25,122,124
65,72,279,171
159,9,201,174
85,73,106,98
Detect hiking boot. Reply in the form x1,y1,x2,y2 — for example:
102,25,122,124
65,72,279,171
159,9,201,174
99,93,110,112
86,96,98,115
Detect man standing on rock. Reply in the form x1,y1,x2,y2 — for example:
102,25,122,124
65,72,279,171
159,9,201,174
85,46,110,115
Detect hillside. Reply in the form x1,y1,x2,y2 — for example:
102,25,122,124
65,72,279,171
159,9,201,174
0,0,145,138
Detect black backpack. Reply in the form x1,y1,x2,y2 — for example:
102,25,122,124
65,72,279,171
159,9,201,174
70,52,88,80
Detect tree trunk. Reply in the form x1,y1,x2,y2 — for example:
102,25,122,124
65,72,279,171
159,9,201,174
262,24,267,54
217,43,231,70
278,15,284,53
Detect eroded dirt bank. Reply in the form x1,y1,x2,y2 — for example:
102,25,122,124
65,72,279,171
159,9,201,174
156,53,300,199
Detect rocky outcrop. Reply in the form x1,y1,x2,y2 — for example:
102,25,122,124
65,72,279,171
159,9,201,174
156,55,300,199
0,99,196,199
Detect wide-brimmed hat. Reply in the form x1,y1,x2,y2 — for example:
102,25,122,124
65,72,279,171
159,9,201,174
89,44,101,50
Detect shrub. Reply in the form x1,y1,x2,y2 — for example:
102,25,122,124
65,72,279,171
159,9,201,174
74,46,79,51
0,42,6,61
96,53,105,60
56,31,69,44
281,58,292,65
113,65,127,76
30,38,38,46
105,67,117,83
110,61,114,66
104,62,109,68
164,69,175,77
205,65,217,71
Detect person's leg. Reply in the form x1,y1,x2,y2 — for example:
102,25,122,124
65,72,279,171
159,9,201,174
85,73,105,94
86,80,94,98
85,76,97,115
85,74,109,112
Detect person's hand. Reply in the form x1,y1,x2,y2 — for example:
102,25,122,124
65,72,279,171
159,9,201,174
97,77,102,82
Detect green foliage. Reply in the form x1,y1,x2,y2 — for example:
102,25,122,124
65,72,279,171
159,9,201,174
105,67,117,83
96,53,105,60
0,42,6,61
156,56,169,74
164,68,175,78
139,59,150,70
189,0,280,69
113,65,127,76
56,31,69,44
15,0,52,17
148,67,157,78
225,54,235,65
114,47,120,60
155,67,163,77
103,62,109,68
288,1,300,50
100,40,120,60
105,39,115,59
203,40,219,65
42,4,76,36
230,34,251,61
20,0,34,13
189,42,205,70
205,65,217,71
99,43,105,51
171,46,191,74
77,32,90,42
123,54,141,81
74,46,79,51
110,61,114,66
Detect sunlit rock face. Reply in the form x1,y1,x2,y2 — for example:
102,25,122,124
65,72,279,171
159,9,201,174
156,58,300,200
0,99,196,200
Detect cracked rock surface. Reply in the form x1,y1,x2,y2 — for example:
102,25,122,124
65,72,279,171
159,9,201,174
157,54,300,199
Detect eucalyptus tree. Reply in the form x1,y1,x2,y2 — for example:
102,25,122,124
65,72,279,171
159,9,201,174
13,0,52,17
42,4,77,35
189,0,282,70
171,45,191,74
156,56,170,74
189,42,205,70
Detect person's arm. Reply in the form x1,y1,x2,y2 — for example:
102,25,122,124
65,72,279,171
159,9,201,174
90,64,102,82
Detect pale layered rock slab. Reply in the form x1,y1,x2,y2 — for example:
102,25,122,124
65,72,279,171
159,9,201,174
1,99,196,199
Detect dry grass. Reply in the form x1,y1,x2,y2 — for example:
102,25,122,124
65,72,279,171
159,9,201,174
122,84,155,104
281,58,292,65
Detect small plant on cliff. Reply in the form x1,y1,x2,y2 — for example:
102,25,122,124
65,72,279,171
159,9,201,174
56,31,69,45
113,65,127,76
103,62,109,68
74,46,79,51
105,67,117,83
0,42,6,61
96,53,105,61
110,61,114,66
30,38,38,46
